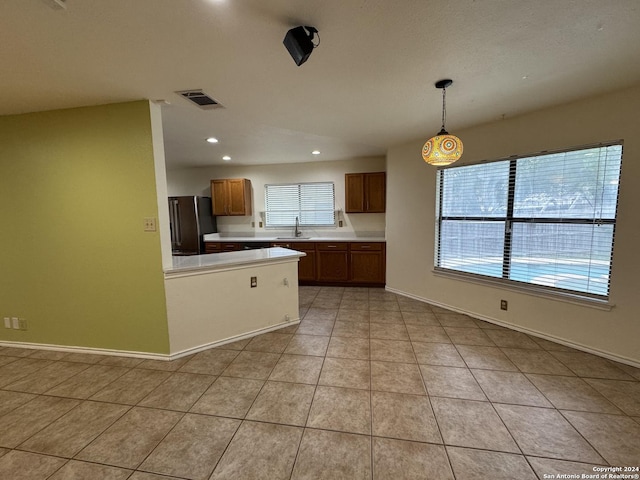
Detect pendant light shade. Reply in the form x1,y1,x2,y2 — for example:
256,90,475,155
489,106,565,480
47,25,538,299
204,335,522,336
422,79,463,166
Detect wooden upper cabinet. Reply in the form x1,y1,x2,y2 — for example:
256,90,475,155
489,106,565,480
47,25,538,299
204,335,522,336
364,172,386,212
211,179,228,216
345,172,386,213
210,178,252,216
345,174,365,212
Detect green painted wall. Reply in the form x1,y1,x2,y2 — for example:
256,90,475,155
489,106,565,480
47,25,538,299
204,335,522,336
0,101,170,354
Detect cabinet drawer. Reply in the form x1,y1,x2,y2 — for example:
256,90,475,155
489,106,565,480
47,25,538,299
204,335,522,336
350,242,383,251
272,241,316,251
204,243,221,253
271,242,293,248
293,242,315,251
221,242,241,251
316,242,348,251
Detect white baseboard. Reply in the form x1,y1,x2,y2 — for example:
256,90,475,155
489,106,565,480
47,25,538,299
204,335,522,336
0,318,301,362
385,286,640,369
168,318,301,359
0,341,169,361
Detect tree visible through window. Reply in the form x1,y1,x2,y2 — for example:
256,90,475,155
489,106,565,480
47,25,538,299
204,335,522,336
265,182,335,227
436,143,623,299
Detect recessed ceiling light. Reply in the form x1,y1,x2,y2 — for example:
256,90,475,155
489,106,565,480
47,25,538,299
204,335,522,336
312,150,321,155
206,137,219,143
222,155,231,161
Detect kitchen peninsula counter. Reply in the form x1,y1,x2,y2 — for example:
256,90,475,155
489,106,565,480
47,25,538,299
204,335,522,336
165,247,305,276
163,247,302,356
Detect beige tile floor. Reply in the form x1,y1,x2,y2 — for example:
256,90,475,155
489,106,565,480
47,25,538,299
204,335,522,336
0,286,639,479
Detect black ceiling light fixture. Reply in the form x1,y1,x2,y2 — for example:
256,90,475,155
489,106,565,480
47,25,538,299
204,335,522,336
283,26,319,66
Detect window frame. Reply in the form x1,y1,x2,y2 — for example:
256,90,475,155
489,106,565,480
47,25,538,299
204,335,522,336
434,141,623,304
264,181,336,228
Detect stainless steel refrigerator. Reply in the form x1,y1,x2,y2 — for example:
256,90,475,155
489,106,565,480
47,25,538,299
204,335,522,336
168,196,217,255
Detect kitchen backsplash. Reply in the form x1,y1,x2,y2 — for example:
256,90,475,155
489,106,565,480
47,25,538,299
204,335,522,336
213,212,386,238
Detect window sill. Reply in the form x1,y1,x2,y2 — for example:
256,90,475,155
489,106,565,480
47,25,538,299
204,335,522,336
432,268,614,311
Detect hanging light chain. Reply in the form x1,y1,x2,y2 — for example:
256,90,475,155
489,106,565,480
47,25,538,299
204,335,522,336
441,86,447,132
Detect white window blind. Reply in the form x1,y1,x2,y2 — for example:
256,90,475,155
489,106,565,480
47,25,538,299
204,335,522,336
265,182,335,227
436,143,623,299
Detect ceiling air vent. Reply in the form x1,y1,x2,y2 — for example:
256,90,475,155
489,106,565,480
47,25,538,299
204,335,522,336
176,90,224,110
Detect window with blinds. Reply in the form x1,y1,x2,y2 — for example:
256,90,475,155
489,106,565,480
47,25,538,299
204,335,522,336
265,182,335,227
435,143,623,299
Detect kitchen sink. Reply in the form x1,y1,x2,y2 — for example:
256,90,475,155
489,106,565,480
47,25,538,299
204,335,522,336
276,237,311,240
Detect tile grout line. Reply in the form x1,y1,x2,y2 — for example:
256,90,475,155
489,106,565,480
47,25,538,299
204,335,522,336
286,285,322,480
408,305,458,479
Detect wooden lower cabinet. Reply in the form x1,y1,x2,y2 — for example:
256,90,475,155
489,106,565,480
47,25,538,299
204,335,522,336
294,243,317,282
350,243,385,284
207,240,385,286
271,242,317,282
313,241,385,286
316,243,349,282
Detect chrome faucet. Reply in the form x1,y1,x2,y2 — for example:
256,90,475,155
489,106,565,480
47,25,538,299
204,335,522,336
294,216,302,237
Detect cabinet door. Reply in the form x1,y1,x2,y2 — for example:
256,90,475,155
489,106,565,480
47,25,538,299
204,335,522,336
345,174,365,213
349,242,385,284
298,250,317,282
317,251,348,282
317,243,349,282
211,180,228,216
227,179,251,215
365,172,386,213
350,252,384,283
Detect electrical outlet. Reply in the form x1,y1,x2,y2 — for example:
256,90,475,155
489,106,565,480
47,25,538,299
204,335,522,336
500,300,508,311
284,314,290,322
143,217,157,232
3,317,10,329
339,220,343,227
18,318,28,330
259,221,263,228
250,276,257,288
251,221,255,227
11,317,19,329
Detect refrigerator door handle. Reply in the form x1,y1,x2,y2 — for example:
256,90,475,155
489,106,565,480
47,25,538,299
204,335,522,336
169,200,175,245
170,199,182,247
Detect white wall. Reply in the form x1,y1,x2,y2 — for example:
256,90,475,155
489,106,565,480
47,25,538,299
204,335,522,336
386,84,640,364
167,157,386,236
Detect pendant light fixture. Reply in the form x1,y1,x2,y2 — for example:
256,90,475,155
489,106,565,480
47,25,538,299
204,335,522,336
422,79,463,166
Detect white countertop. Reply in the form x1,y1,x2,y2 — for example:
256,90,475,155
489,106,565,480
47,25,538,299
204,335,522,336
203,233,385,243
166,247,305,275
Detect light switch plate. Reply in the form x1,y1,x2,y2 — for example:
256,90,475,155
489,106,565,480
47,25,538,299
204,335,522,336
3,317,10,329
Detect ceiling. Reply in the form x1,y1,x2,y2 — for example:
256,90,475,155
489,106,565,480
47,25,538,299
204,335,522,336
2,0,640,169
